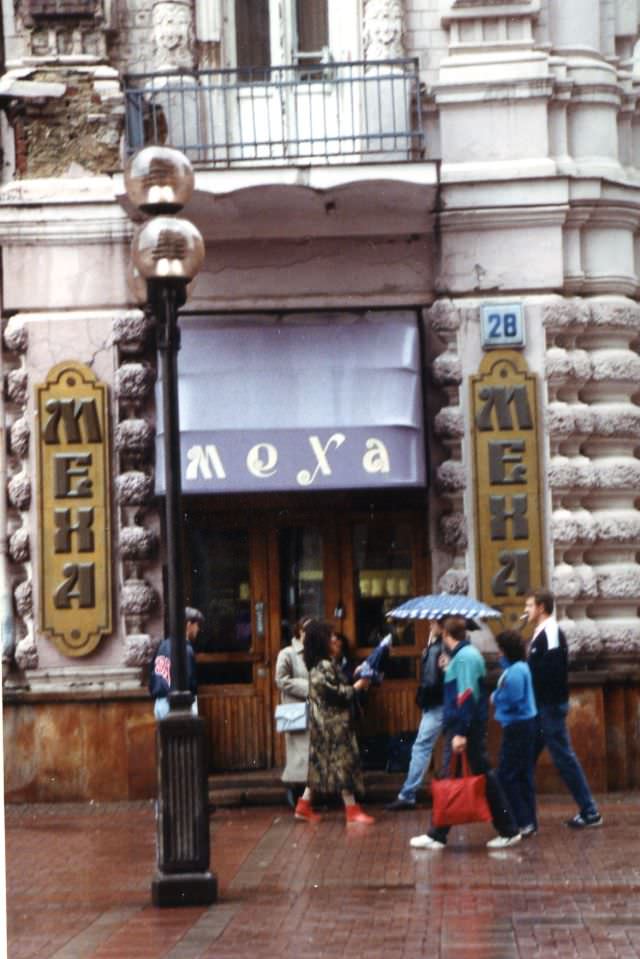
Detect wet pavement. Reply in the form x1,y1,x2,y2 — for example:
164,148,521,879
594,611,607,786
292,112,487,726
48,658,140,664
6,792,640,958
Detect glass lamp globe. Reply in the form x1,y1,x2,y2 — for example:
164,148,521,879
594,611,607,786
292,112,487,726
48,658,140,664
124,145,195,216
132,216,205,281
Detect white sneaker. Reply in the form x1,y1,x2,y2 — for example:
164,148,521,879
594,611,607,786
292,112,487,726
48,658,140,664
410,834,446,849
486,833,522,849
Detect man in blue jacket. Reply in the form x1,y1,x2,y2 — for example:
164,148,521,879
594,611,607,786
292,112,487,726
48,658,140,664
386,618,448,811
410,616,520,850
149,607,204,719
524,588,602,828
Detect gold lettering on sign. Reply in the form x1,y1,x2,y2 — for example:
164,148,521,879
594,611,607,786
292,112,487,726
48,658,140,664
37,362,112,656
470,351,544,629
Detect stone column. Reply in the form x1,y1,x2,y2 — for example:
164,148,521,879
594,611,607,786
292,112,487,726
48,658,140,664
362,0,408,159
547,0,600,53
363,0,405,61
149,0,200,157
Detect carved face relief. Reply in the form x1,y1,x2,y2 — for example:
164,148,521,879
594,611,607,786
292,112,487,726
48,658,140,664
364,0,405,60
152,1,194,69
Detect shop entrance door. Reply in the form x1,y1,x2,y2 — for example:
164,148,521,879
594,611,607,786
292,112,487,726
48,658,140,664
185,501,429,773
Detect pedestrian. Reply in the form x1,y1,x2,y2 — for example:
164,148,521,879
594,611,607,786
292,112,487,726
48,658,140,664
295,619,374,825
524,588,603,828
386,618,449,811
409,615,521,850
275,617,311,809
149,606,204,719
491,629,538,837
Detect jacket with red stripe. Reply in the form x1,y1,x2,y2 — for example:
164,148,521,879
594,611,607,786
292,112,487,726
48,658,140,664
442,639,488,736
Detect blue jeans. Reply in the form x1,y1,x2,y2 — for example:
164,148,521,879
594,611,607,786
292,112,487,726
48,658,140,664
535,702,598,817
497,717,537,830
398,706,444,802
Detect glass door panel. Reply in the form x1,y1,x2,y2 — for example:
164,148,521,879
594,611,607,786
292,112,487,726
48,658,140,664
278,525,324,647
352,521,418,680
188,526,253,684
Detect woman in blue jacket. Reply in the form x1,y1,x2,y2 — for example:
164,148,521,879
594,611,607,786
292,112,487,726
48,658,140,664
492,629,538,837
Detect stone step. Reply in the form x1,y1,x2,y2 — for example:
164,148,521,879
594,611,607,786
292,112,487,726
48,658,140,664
208,769,409,808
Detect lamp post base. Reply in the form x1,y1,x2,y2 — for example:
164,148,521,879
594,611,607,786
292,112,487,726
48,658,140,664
151,871,218,908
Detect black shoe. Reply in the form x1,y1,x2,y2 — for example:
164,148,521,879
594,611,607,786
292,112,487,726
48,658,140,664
385,798,416,812
566,812,603,829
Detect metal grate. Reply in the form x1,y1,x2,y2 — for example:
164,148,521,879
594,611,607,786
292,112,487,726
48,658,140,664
124,58,424,167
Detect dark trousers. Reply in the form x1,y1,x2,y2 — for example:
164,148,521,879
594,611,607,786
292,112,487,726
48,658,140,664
429,722,519,844
534,703,597,817
497,717,537,830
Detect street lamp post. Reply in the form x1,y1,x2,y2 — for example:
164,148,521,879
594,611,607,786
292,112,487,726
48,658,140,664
125,146,217,907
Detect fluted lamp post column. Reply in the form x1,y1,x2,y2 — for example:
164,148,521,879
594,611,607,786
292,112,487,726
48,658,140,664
124,145,217,908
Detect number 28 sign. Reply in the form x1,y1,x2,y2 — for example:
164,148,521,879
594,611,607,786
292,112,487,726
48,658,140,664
481,303,525,350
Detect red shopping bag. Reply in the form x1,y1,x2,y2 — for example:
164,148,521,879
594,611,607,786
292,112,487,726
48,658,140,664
431,750,492,828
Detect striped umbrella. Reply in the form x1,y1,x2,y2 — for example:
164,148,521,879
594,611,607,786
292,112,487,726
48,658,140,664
386,593,502,622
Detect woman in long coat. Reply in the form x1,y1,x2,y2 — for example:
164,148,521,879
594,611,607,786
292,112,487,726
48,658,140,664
275,618,311,807
294,619,374,825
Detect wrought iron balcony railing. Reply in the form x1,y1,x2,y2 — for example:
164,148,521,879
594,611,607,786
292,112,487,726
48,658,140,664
124,58,424,167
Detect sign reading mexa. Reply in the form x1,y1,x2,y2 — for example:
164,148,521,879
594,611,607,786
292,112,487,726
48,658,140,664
36,361,112,657
470,350,544,629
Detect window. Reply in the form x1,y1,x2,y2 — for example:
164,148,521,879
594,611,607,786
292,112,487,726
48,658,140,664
234,0,329,70
235,0,270,72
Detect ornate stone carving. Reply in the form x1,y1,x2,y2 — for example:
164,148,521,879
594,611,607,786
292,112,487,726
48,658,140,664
14,580,33,618
363,0,405,61
432,351,462,386
592,510,640,544
551,508,578,546
119,525,158,561
151,0,195,72
114,419,154,457
7,472,31,511
542,299,590,331
595,563,640,599
8,529,30,564
440,513,468,550
593,458,640,489
434,406,465,438
115,362,155,402
436,459,467,493
5,369,28,407
3,317,28,354
121,578,158,617
437,568,469,594
9,417,30,458
115,471,154,506
112,311,154,355
427,299,461,334
551,562,582,599
588,300,640,332
590,405,640,438
588,349,640,383
14,635,38,671
123,632,157,667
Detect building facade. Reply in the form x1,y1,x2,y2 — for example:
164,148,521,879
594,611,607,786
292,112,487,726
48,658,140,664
2,0,640,801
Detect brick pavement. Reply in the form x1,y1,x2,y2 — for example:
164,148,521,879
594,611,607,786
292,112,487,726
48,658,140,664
6,793,640,959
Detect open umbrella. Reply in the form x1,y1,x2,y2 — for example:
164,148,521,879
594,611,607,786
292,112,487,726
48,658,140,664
354,633,392,685
386,593,501,622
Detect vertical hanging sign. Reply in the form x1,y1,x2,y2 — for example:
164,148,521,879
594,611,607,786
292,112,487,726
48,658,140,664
470,350,544,629
36,361,112,656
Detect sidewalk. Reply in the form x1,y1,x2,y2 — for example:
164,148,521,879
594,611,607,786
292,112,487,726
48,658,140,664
6,793,640,959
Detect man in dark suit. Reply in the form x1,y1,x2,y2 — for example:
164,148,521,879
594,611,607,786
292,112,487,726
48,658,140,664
524,588,602,829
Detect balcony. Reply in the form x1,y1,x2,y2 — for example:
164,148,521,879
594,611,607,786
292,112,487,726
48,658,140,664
124,58,424,168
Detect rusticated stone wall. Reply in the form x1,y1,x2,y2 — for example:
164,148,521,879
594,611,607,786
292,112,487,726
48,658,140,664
544,295,640,660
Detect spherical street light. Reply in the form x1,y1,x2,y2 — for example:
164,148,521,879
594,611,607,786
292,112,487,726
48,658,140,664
124,145,195,216
132,216,205,281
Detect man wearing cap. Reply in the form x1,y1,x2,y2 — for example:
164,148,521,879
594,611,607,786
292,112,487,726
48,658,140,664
149,606,204,719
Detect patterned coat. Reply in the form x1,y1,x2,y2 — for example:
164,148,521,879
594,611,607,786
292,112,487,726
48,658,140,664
275,637,310,784
308,658,364,796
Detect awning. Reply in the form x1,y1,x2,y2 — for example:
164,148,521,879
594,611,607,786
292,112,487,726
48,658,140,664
155,311,426,494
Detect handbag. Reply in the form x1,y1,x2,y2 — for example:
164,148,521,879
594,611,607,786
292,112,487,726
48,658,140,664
274,701,309,733
430,750,492,828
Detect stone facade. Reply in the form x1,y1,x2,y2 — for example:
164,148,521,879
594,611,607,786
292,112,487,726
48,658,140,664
1,0,640,800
